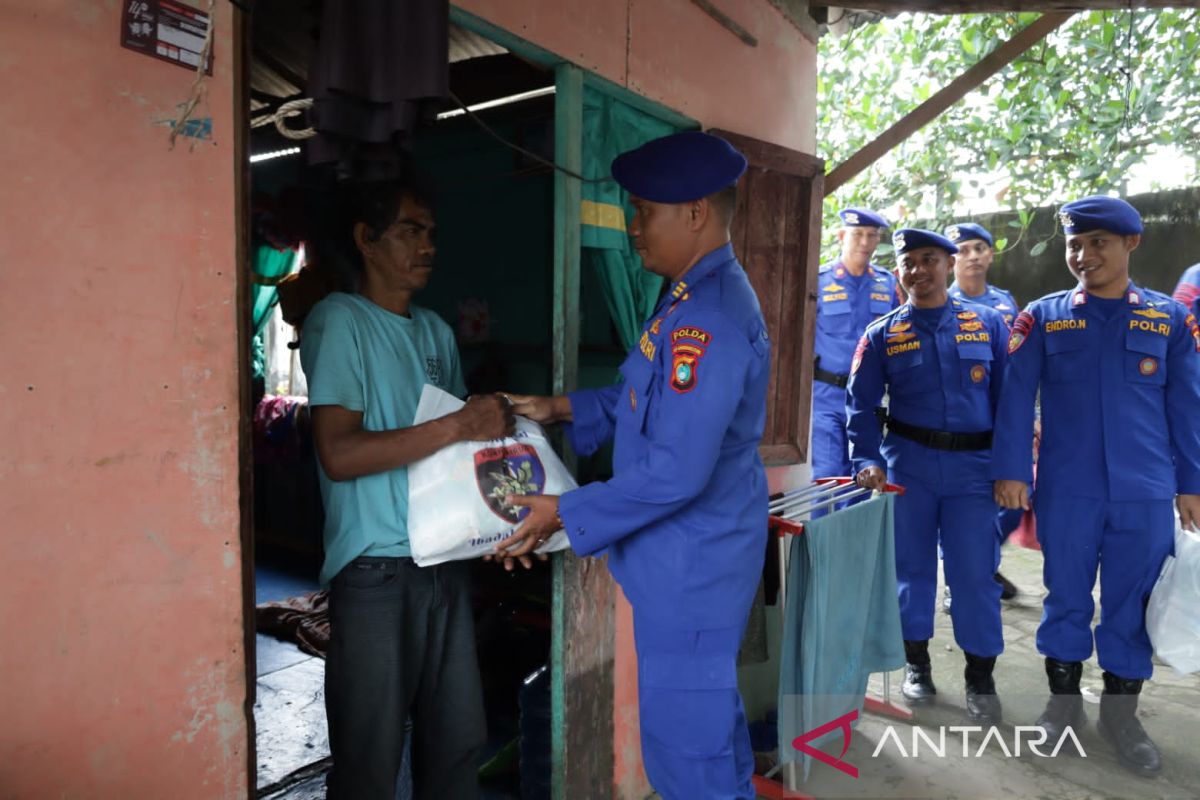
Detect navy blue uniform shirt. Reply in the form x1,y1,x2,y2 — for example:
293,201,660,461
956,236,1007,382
558,243,771,629
993,283,1200,500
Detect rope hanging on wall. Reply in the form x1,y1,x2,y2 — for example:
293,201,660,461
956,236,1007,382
168,0,217,149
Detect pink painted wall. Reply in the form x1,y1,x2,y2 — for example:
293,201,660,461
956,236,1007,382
451,3,817,797
0,1,247,797
457,0,818,154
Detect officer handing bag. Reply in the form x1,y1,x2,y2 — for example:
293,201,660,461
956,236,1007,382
847,229,1009,723
493,132,771,800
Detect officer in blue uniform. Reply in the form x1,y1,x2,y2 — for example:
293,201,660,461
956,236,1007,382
1172,261,1200,319
497,131,770,800
847,229,1008,722
993,196,1200,778
811,208,901,482
946,222,1019,325
944,221,1021,604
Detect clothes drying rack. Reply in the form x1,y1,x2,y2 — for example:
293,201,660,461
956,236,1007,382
752,477,911,800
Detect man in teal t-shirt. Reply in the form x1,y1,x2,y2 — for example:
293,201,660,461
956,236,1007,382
300,177,513,800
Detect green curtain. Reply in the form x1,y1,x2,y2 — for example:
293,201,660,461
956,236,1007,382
251,244,298,378
581,89,680,350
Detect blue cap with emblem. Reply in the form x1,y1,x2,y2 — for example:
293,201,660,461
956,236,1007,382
945,222,993,247
893,228,958,255
1058,196,1143,236
838,207,889,229
611,131,747,204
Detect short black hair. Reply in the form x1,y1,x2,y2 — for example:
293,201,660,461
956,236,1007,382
707,184,738,227
316,170,434,289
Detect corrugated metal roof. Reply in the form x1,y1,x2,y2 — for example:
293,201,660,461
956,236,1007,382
251,20,507,102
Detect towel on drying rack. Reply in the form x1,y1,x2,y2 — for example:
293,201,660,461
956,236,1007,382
777,492,905,780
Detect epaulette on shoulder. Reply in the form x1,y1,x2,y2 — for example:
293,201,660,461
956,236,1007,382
864,305,905,336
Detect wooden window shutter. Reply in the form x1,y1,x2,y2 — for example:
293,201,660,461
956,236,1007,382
710,129,823,467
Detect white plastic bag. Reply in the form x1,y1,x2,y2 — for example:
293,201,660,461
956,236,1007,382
1146,518,1200,675
406,385,575,567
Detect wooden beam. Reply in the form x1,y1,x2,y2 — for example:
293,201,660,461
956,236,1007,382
690,0,759,46
824,11,1072,195
821,1,1177,12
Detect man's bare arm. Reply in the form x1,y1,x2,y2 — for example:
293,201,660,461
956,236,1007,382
313,395,514,482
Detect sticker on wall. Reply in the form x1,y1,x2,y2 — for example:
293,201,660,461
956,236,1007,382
121,0,213,75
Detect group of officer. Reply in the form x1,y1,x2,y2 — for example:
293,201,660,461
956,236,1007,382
487,129,1198,797
819,198,1200,779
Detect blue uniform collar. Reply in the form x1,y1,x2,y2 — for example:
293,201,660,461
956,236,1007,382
661,242,735,307
894,297,969,329
1069,281,1145,310
948,281,992,300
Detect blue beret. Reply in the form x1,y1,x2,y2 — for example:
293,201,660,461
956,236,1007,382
945,222,993,247
838,207,889,228
611,131,747,203
893,228,958,255
1058,196,1143,236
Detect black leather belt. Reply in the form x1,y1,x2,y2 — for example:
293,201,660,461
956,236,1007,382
884,415,993,452
814,358,849,389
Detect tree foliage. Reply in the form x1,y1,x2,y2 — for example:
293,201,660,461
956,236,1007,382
818,9,1200,253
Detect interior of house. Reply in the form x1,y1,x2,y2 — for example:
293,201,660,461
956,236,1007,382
244,3,655,796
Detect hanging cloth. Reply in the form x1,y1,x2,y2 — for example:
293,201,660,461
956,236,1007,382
306,0,449,179
777,493,906,780
580,88,679,350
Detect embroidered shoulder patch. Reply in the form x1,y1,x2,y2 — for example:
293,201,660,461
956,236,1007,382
668,326,712,394
850,334,869,374
1187,313,1200,352
671,326,713,346
1008,310,1035,353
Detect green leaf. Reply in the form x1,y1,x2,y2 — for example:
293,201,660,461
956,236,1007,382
1030,240,1049,257
994,237,1008,251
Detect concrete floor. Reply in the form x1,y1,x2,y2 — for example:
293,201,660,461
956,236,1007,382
253,559,523,799
255,547,1198,799
773,545,1200,800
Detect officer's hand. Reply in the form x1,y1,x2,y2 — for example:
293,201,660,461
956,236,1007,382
855,466,887,491
494,494,563,560
994,479,1031,511
454,394,515,441
503,393,571,424
1177,494,1200,533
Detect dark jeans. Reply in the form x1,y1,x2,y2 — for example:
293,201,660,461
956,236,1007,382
325,556,486,800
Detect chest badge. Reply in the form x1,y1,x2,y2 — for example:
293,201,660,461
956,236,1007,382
1139,357,1158,376
970,364,987,383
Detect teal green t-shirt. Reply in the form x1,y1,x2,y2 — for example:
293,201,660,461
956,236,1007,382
299,292,466,585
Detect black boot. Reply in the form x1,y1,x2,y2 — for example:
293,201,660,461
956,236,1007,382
1035,658,1086,748
994,572,1018,600
1098,672,1161,778
902,640,937,704
964,653,1002,723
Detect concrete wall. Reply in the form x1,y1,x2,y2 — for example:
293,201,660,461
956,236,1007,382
456,0,818,154
0,1,246,797
960,188,1200,307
